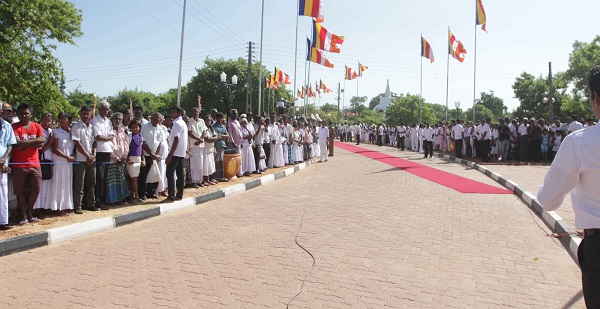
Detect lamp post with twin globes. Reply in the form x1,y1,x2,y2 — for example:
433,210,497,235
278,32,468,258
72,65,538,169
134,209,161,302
219,72,238,116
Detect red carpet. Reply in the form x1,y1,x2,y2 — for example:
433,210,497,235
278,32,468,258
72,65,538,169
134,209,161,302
335,142,512,194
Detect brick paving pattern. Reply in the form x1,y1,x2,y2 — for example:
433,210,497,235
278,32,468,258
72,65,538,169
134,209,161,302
0,144,584,308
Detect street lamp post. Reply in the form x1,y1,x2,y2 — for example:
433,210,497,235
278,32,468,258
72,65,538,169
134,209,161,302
543,97,555,122
219,72,238,114
454,101,461,120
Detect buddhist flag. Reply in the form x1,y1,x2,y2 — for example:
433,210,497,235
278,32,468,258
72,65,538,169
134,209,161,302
449,31,467,62
299,0,323,22
264,77,271,89
297,88,304,99
320,80,333,93
476,0,487,32
421,36,434,63
358,62,368,77
345,65,358,80
315,81,321,95
274,67,291,85
312,19,344,53
307,38,334,68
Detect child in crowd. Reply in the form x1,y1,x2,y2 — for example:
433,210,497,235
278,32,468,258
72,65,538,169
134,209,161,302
126,119,146,203
50,112,74,215
540,128,550,161
551,130,562,161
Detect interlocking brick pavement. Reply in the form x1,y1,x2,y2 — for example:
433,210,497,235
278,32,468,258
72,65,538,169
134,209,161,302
0,143,585,308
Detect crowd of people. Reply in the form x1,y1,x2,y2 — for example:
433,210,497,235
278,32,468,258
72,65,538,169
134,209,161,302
0,100,335,230
334,115,594,162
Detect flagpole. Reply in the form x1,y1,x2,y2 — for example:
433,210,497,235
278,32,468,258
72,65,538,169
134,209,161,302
420,33,423,124
343,78,346,120
307,60,312,117
258,0,265,117
176,0,187,108
473,22,478,122
445,26,450,122
293,0,300,117
357,61,360,99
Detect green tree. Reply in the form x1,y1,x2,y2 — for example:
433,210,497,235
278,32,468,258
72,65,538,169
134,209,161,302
565,35,600,100
512,72,550,118
66,88,95,111
427,103,449,123
368,93,384,110
357,109,383,125
183,57,292,117
476,91,507,119
462,104,495,121
384,94,435,125
319,103,338,113
0,0,83,117
349,96,368,115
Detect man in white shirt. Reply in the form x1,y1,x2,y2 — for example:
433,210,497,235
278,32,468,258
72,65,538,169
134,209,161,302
452,120,464,159
284,117,294,164
568,115,584,134
409,124,419,151
377,124,384,146
164,106,188,202
550,117,562,134
187,107,206,187
317,121,329,162
276,99,285,115
140,112,164,199
422,123,434,158
518,118,529,161
133,105,149,125
397,123,407,150
90,99,114,209
353,123,361,145
538,66,600,307
481,119,492,162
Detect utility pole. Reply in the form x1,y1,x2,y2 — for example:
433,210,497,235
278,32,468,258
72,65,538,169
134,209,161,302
246,41,253,113
337,82,341,122
548,61,554,122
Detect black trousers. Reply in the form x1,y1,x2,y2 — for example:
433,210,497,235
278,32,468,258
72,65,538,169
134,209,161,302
95,152,111,206
423,140,433,158
263,143,270,164
397,137,405,150
578,234,600,308
454,138,463,158
166,156,184,199
465,138,472,157
377,135,383,146
139,156,158,198
481,139,491,162
356,134,360,145
253,144,261,170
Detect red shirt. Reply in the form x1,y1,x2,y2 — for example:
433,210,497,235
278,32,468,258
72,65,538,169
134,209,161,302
11,122,43,168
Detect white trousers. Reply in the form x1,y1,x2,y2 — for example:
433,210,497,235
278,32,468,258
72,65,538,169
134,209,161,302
190,147,204,183
319,140,328,161
0,173,7,225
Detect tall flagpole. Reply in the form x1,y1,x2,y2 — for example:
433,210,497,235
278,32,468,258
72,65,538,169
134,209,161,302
176,0,187,107
420,33,423,124
293,0,300,116
445,26,450,122
356,61,360,99
307,60,312,117
343,78,346,120
258,0,265,116
473,22,478,122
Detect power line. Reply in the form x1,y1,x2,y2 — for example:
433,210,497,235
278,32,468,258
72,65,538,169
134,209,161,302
187,0,246,44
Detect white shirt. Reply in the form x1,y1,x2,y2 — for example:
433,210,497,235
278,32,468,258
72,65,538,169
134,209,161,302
568,120,584,133
452,124,464,139
91,114,114,153
168,116,188,157
317,126,329,141
550,123,562,133
509,123,517,141
481,123,491,140
188,117,207,148
537,125,600,228
353,125,360,135
140,122,165,156
398,126,406,137
71,121,94,162
518,124,528,135
378,126,384,135
423,127,434,141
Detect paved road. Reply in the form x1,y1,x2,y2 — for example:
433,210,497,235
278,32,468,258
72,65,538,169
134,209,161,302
0,143,584,308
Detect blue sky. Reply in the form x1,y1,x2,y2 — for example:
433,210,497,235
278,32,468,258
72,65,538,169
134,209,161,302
56,0,599,112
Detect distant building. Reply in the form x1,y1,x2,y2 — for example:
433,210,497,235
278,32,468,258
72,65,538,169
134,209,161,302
373,79,392,113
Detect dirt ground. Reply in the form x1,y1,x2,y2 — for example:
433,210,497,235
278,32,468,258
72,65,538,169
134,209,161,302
0,163,305,240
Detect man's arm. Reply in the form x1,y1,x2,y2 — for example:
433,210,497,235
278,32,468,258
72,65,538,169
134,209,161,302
537,136,579,211
15,134,45,148
166,136,179,165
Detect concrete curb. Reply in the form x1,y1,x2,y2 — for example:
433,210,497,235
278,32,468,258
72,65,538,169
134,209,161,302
433,151,581,264
0,161,313,257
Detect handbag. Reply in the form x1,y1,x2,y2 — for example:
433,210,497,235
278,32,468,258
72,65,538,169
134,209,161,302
40,152,53,180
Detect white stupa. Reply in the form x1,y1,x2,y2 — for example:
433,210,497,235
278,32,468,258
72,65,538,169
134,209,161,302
373,79,392,112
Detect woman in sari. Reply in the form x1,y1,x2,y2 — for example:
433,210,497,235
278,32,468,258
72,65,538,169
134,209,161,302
105,112,130,204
